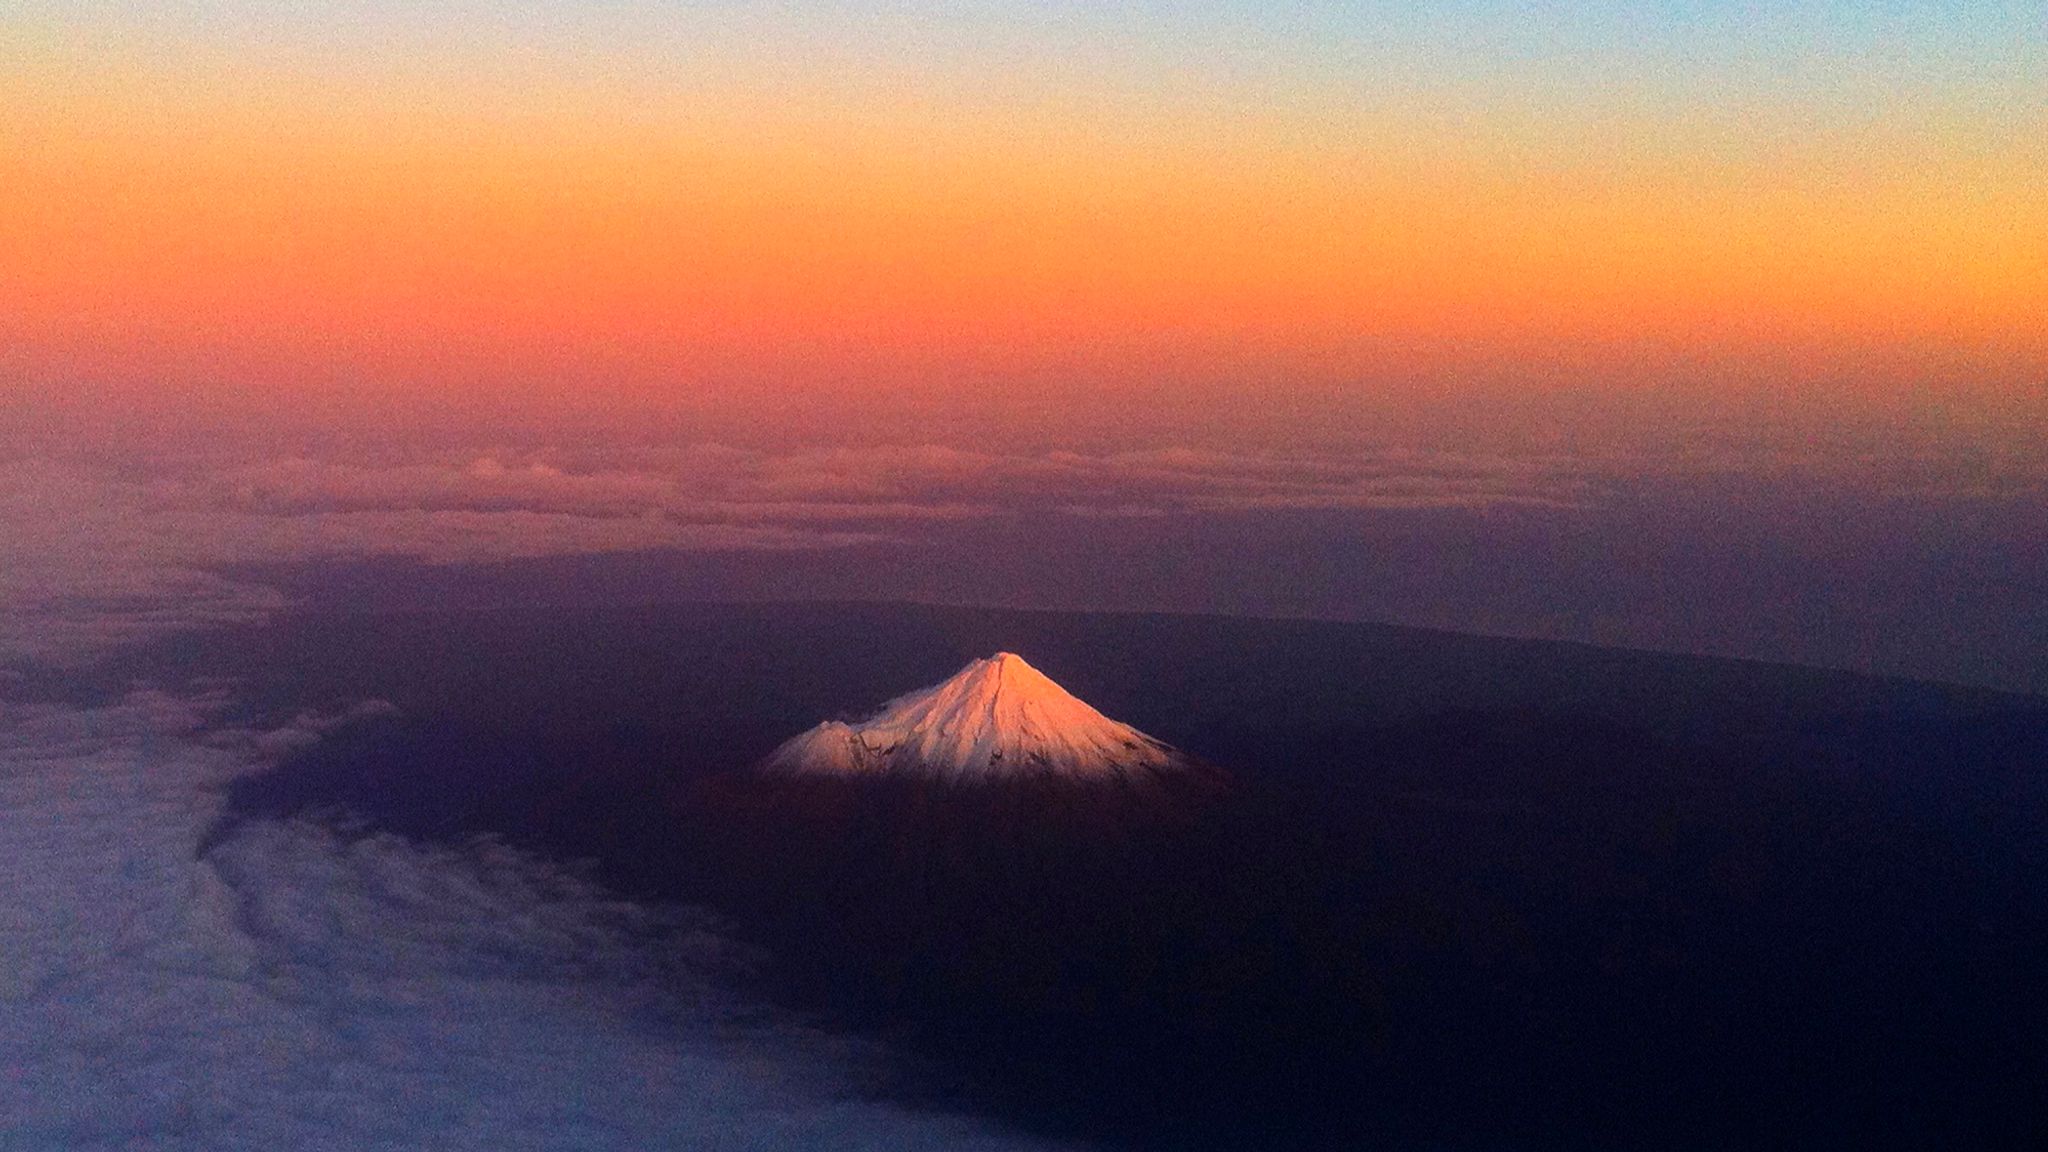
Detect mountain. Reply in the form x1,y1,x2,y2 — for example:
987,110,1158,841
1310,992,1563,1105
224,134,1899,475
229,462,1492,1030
210,601,2048,1150
762,652,1184,781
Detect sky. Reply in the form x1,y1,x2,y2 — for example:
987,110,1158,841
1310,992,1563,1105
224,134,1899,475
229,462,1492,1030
3,1,2043,446
0,2,2044,691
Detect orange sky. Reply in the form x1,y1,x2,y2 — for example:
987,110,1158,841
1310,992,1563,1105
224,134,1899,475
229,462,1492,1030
3,9,2044,448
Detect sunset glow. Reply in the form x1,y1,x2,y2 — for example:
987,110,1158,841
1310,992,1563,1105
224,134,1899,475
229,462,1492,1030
6,4,2043,440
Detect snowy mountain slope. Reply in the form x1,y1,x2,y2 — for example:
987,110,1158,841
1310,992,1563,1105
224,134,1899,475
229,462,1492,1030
763,653,1182,781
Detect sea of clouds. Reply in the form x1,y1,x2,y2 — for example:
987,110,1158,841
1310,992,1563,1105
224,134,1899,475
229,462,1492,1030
0,443,1605,664
0,687,1064,1150
3,435,2039,682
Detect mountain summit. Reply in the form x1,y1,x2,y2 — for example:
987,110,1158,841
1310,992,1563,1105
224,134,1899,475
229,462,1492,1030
764,652,1184,781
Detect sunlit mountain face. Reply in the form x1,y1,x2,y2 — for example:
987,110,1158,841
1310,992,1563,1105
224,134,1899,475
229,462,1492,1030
2,3,2045,1150
762,652,1189,780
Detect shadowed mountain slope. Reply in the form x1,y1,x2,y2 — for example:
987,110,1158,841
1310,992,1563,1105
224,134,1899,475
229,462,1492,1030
193,600,2048,1149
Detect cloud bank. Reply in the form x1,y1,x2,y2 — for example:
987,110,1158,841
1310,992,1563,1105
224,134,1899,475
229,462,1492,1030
0,690,1061,1151
0,444,1598,664
5,437,2039,680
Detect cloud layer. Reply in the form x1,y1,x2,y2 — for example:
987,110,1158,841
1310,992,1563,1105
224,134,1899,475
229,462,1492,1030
0,444,1598,664
0,690,1060,1151
5,437,2040,686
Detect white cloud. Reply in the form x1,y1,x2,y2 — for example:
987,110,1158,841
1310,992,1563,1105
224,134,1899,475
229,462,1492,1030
0,691,1063,1151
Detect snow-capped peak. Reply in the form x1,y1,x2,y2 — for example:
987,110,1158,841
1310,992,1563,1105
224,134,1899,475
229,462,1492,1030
763,652,1183,781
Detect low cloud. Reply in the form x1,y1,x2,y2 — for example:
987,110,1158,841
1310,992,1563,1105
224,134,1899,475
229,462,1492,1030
20,437,2022,669
707,443,1594,514
0,691,1062,1151
198,444,1586,523
0,444,1596,665
0,456,884,664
